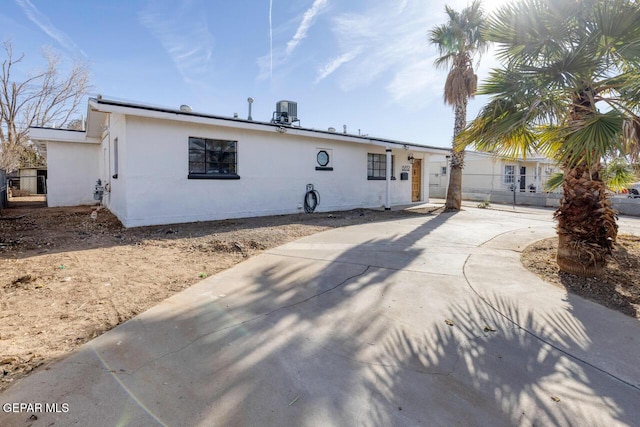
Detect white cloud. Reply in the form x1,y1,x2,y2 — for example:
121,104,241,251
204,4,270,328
315,0,483,106
314,48,361,83
386,58,442,108
139,1,214,86
285,0,328,56
14,0,86,56
269,0,273,79
257,0,329,82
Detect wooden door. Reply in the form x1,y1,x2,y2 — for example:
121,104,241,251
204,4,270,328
412,159,421,202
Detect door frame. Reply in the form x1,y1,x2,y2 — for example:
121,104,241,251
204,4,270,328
412,159,422,202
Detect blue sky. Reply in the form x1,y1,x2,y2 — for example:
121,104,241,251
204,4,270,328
2,0,508,148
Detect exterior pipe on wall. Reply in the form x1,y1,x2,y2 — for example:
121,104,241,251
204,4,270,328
385,148,391,210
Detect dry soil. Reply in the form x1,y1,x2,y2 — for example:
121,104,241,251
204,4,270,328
521,235,640,319
0,204,438,392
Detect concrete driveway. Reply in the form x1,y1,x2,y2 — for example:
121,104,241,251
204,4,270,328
2,205,640,426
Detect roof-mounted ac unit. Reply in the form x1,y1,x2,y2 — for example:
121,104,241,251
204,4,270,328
271,100,300,126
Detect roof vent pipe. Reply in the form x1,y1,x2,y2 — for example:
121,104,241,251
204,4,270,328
180,104,192,112
247,97,254,121
343,124,347,134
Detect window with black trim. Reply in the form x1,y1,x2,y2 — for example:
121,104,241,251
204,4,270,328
316,148,333,171
188,137,239,179
367,153,395,180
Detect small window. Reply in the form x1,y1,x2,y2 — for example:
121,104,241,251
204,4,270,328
441,166,447,176
188,137,239,179
367,153,395,180
112,137,119,179
504,165,515,184
316,148,333,171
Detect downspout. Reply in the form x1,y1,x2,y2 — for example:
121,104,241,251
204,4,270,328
385,148,391,210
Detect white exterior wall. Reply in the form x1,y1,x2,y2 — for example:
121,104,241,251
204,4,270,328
46,141,100,206
460,156,503,191
116,116,422,227
429,154,505,193
100,113,127,221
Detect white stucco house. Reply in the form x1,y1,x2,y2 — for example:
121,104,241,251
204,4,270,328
29,97,449,227
429,150,560,198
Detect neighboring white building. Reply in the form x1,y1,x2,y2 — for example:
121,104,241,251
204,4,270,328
29,97,449,227
429,151,560,198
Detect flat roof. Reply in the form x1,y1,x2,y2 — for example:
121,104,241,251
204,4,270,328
87,97,450,154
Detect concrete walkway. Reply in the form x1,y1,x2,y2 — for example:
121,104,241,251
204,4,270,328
2,204,640,426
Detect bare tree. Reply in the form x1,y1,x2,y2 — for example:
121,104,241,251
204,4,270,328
66,118,84,131
0,40,89,171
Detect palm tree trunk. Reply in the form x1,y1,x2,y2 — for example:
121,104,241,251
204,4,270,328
555,162,618,277
445,99,467,211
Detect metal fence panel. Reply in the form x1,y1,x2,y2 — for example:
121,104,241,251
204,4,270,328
429,172,560,195
429,172,640,216
429,172,562,208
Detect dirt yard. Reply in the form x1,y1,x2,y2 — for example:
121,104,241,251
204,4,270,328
522,235,640,319
0,204,439,393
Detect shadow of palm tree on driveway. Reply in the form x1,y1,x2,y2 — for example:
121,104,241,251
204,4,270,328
3,208,640,426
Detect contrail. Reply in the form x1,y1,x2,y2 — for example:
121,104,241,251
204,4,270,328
269,0,273,79
286,0,327,56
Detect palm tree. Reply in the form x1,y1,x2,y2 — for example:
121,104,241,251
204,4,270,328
462,0,640,277
429,0,487,211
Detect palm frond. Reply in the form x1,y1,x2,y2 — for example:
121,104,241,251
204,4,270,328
602,71,640,113
544,171,565,191
558,111,626,167
544,159,637,192
433,51,456,71
591,0,640,65
458,98,540,159
479,67,572,121
429,0,488,71
478,67,525,96
603,158,638,191
537,125,565,159
485,0,581,66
